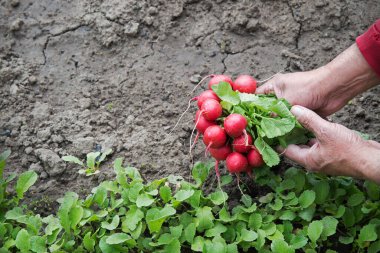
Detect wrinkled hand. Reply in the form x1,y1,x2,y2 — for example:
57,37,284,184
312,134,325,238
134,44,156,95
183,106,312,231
256,69,345,117
279,105,380,183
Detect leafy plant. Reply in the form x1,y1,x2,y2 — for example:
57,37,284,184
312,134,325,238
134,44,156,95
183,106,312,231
1,151,380,252
62,149,113,176
212,82,311,167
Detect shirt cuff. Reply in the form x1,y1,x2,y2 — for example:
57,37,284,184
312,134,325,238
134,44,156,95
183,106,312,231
356,19,380,78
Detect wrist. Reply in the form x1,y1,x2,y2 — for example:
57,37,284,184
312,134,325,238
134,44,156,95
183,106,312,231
316,44,379,106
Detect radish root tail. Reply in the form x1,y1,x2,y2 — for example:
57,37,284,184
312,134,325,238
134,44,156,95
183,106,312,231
243,129,248,146
191,74,215,93
169,97,197,135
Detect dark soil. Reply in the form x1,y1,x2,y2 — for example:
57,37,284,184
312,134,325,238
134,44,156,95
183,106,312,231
0,0,379,214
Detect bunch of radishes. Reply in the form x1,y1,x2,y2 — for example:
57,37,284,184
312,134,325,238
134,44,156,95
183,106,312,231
192,74,264,181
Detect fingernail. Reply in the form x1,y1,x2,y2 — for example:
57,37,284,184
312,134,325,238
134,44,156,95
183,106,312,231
291,106,304,117
276,145,285,153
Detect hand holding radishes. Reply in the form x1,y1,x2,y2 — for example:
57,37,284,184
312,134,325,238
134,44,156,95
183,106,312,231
186,74,312,182
278,105,380,183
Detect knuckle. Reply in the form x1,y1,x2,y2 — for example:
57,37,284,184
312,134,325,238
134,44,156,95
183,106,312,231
304,155,321,172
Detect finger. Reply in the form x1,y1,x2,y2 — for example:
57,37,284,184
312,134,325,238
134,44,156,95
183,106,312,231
281,144,311,169
291,105,331,140
256,82,274,94
308,138,317,146
368,140,380,149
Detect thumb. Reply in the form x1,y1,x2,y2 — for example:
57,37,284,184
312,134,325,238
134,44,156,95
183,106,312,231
256,80,275,94
291,105,330,140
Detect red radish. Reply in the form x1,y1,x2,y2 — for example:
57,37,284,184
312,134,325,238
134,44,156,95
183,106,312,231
196,90,221,109
203,125,227,149
232,134,253,153
233,75,257,93
210,145,232,182
195,111,216,134
209,145,232,161
201,99,222,121
226,152,248,173
247,148,264,168
208,75,234,90
224,114,247,137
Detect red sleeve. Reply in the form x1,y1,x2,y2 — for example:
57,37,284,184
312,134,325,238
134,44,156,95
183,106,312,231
356,19,380,78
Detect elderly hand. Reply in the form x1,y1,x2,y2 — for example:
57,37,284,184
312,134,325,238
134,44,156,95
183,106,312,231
257,44,379,117
279,105,380,183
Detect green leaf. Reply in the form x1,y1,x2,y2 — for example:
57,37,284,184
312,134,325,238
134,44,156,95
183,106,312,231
58,192,78,233
86,152,100,169
99,237,120,253
83,232,95,252
307,220,323,242
368,240,380,253
30,236,46,253
196,206,214,232
244,94,276,109
191,236,204,252
359,224,378,243
106,233,131,245
170,225,183,238
101,215,120,230
69,205,83,229
205,223,227,237
260,117,295,138
62,155,84,166
184,223,197,243
97,149,113,163
136,193,154,208
160,186,172,203
254,137,280,167
299,190,316,208
321,216,338,237
365,181,380,200
279,210,296,221
16,170,38,199
146,206,176,233
342,208,355,227
270,100,293,118
271,239,295,253
348,193,365,207
209,191,228,205
248,213,262,230
0,149,10,177
299,206,315,222
290,235,308,249
241,194,252,207
240,228,258,242
15,229,31,251
212,81,240,105
124,205,144,231
269,198,283,211
163,239,180,253
174,189,194,202
5,207,26,221
339,236,354,245
226,243,239,253
313,180,330,204
192,162,211,186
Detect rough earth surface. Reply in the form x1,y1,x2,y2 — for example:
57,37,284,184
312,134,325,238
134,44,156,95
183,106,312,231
0,0,379,212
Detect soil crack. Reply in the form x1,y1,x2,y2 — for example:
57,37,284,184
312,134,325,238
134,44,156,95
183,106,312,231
41,24,87,65
285,0,302,49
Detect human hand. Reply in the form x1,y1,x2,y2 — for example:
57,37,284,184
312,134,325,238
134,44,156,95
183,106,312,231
256,69,340,117
278,105,380,183
257,44,380,117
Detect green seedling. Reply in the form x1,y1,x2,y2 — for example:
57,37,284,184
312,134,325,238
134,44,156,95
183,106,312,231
62,149,113,176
